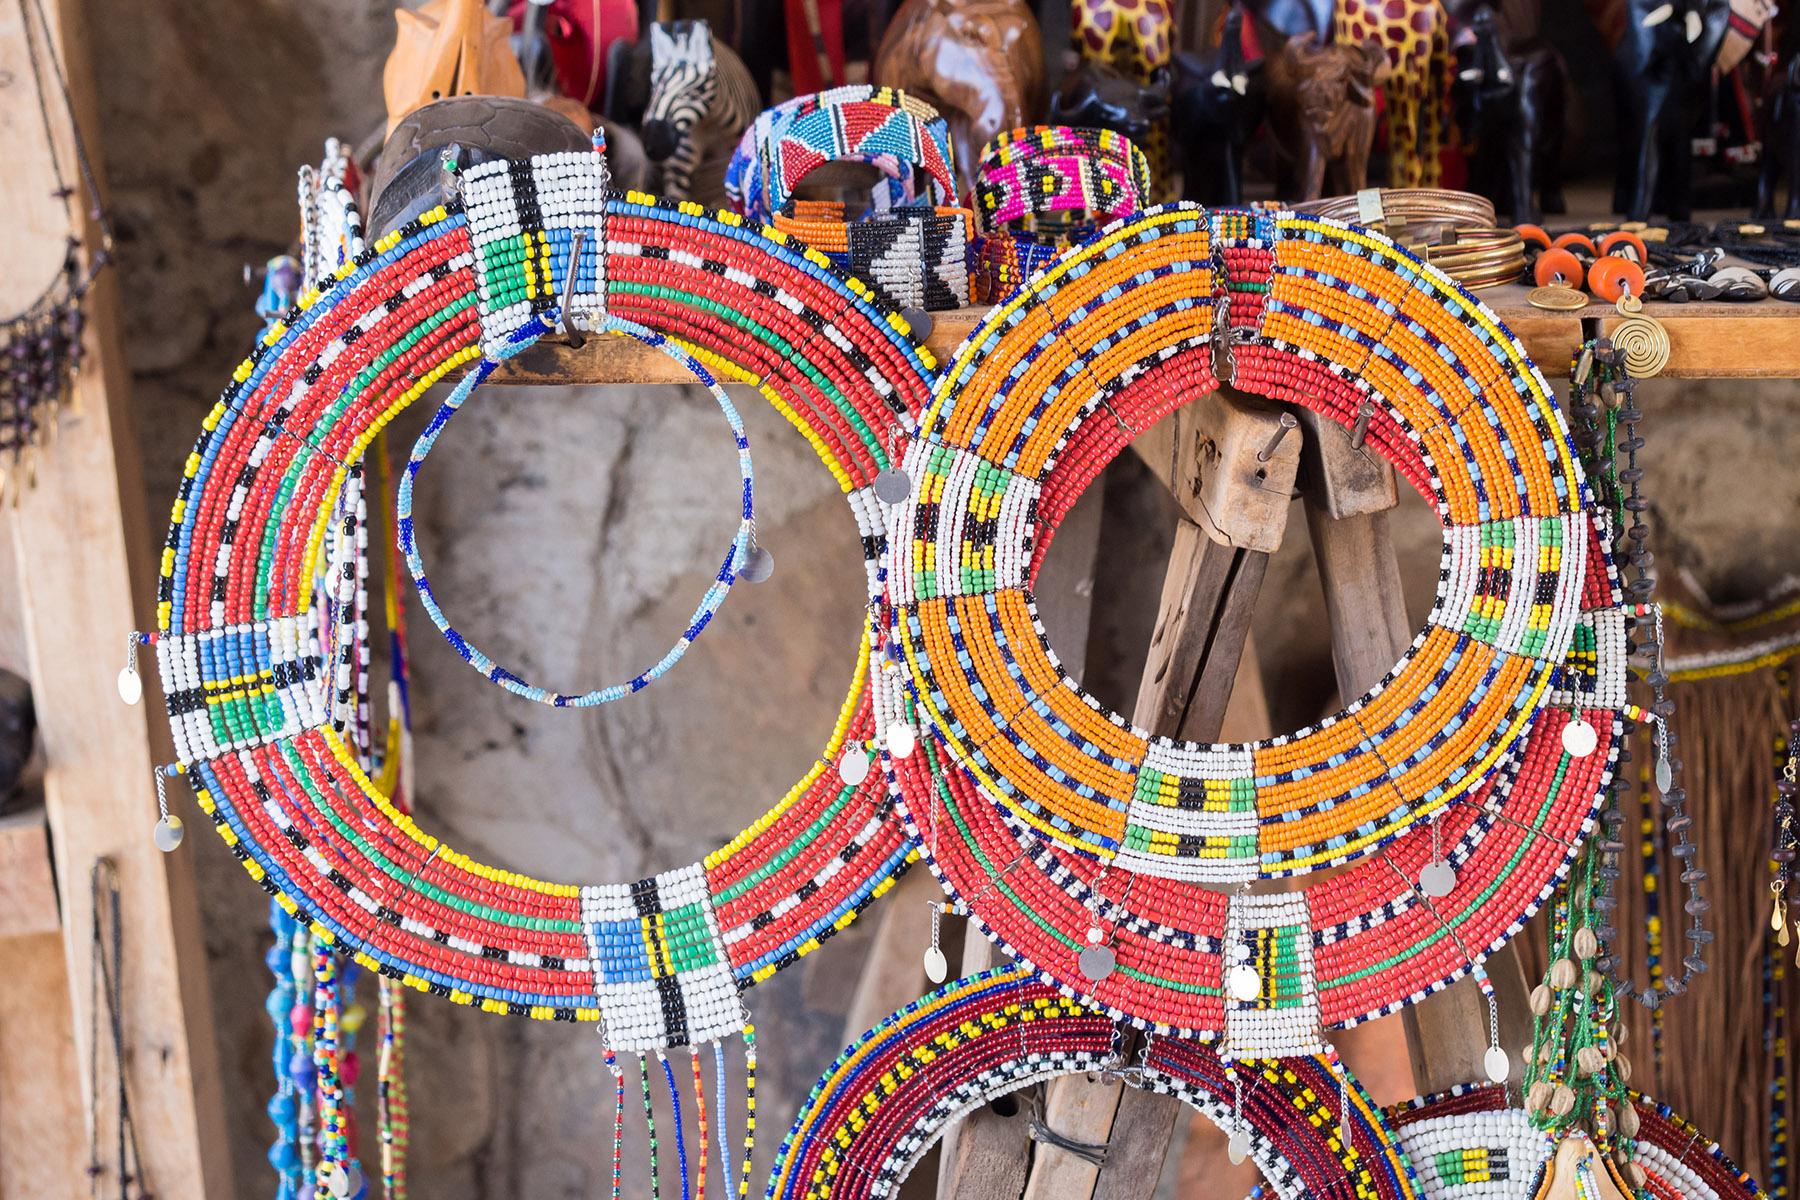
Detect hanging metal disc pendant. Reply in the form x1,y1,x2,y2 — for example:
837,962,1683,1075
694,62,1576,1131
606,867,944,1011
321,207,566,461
1562,717,1598,758
924,945,948,984
117,665,142,705
740,544,775,583
874,468,912,505
838,746,871,785
1228,963,1261,1002
1419,860,1457,898
1078,943,1116,981
1484,1045,1511,1083
1227,1128,1251,1165
153,814,185,852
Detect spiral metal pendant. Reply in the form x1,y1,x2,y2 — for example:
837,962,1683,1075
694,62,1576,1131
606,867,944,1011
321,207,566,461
1610,298,1669,378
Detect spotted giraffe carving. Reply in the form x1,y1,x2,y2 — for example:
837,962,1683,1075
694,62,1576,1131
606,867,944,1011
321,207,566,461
1071,0,1176,198
1334,0,1449,188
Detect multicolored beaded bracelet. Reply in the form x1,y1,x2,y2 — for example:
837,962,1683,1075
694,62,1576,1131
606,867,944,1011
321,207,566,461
142,148,941,1062
878,204,1630,1053
769,964,1422,1200
723,85,957,223
972,125,1152,236
769,201,971,312
1385,1083,1768,1199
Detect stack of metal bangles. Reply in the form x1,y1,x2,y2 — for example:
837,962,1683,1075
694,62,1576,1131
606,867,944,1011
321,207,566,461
1293,188,1524,289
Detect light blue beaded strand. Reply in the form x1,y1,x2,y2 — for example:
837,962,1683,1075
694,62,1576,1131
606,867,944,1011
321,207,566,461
396,312,755,707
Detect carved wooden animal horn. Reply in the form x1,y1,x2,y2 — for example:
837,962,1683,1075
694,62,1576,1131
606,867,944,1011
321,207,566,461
384,0,528,135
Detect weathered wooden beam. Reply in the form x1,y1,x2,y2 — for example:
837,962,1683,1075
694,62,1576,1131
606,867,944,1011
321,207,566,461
1019,394,1298,1200
0,930,85,1195
1300,479,1533,1096
0,0,233,1193
1128,389,1301,554
0,805,60,939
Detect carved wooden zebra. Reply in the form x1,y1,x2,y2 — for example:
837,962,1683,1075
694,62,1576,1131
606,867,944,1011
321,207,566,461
643,20,762,207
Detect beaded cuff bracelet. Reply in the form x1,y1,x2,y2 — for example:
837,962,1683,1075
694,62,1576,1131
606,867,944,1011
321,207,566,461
723,85,957,223
1387,1083,1768,1200
771,201,972,311
878,204,1631,1053
770,964,1422,1200
147,148,941,1055
973,125,1152,236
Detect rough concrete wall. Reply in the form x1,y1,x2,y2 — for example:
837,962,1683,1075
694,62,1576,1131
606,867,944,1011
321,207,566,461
81,0,1800,1196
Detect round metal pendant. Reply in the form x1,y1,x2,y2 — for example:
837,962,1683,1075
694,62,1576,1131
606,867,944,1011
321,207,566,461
838,746,871,785
874,469,912,506
1227,1128,1251,1165
1655,759,1673,794
117,666,142,706
1485,1045,1511,1083
1078,944,1116,981
740,544,775,583
1419,860,1457,899
1228,963,1261,1002
887,722,917,758
1528,286,1589,311
152,814,185,853
924,945,948,984
901,307,933,344
1562,718,1598,759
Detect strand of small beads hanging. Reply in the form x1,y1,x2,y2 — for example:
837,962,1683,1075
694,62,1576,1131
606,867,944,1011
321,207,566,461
1566,339,1711,1012
769,964,1423,1200
1522,842,1644,1193
1385,1083,1771,1200
267,900,305,1199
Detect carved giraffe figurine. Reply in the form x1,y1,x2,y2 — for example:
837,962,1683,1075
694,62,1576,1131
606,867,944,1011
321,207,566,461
1070,0,1177,197
1333,0,1451,188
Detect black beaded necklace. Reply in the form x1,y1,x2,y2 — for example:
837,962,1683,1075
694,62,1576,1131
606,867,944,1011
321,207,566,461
2,0,113,478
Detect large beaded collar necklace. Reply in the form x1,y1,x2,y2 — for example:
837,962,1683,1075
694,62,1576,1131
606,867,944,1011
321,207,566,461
770,964,1424,1200
876,205,1638,1062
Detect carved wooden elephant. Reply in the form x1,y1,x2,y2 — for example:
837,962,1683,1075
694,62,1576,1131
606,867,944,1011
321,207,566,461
1265,33,1387,201
873,0,1048,191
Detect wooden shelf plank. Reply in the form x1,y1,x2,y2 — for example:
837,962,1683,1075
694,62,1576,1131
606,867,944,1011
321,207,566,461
491,304,989,386
490,284,1800,386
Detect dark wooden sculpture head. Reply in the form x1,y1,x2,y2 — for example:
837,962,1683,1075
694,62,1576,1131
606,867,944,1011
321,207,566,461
874,0,1048,190
1050,53,1172,146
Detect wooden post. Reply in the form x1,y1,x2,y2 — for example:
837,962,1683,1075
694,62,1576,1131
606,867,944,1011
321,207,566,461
1013,392,1302,1200
1294,410,1534,1097
0,0,233,1194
